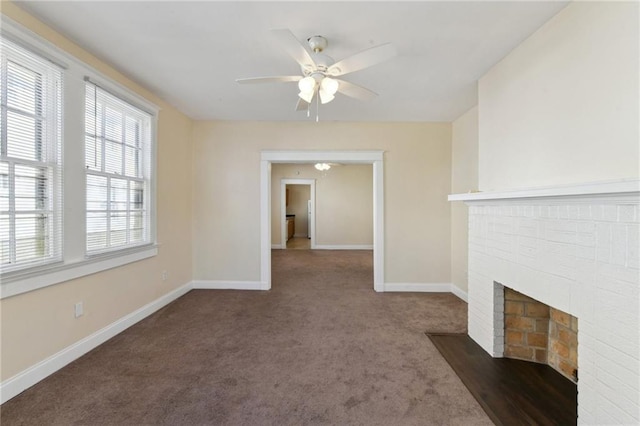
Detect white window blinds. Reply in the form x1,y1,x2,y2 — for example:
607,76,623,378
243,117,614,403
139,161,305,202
84,82,151,253
0,37,63,272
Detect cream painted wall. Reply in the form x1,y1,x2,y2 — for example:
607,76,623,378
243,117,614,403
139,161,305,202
478,1,639,191
286,184,310,238
315,165,372,246
272,164,373,246
1,3,193,381
451,106,478,294
192,121,452,284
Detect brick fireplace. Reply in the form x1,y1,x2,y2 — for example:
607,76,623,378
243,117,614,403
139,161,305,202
449,181,639,424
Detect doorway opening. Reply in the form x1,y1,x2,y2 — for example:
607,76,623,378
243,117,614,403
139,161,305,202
260,150,384,291
281,179,315,250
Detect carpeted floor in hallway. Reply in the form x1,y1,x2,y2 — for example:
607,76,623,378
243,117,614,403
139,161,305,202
1,250,493,425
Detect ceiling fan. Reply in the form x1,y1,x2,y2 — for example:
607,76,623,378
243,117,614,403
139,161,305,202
236,29,396,112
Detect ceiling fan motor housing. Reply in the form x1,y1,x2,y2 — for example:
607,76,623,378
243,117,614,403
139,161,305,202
307,35,328,52
299,35,337,75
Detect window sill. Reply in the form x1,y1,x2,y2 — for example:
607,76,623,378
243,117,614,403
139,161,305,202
0,244,158,299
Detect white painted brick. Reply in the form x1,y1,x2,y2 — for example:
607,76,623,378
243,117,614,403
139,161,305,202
577,381,598,422
611,223,628,266
579,331,598,363
547,220,578,232
599,397,637,426
568,204,580,220
628,224,639,270
601,277,639,299
603,204,618,222
536,220,546,239
597,367,639,406
517,243,536,258
558,205,569,219
525,205,535,218
598,262,640,284
538,206,549,218
577,221,596,234
596,222,612,263
596,400,625,426
595,290,639,340
576,222,596,247
593,326,639,360
576,245,596,260
572,282,596,320
579,205,592,220
548,205,559,219
518,235,537,248
548,229,578,245
592,205,604,221
570,284,592,318
618,205,637,223
519,219,538,238
593,333,640,375
576,232,596,247
600,355,640,392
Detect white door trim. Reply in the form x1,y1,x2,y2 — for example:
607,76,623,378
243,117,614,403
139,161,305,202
261,150,384,292
281,179,315,249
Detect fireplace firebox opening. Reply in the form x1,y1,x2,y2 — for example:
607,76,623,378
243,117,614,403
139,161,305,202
503,287,578,383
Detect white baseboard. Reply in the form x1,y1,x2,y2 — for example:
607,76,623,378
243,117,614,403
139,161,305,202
383,282,452,292
450,285,468,302
271,244,284,249
384,282,469,302
192,280,268,291
0,282,192,404
293,234,308,238
313,244,374,250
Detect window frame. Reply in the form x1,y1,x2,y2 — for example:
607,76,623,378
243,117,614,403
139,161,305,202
0,17,159,299
84,81,153,255
1,36,63,273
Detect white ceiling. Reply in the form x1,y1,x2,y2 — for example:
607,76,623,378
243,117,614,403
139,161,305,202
15,1,569,122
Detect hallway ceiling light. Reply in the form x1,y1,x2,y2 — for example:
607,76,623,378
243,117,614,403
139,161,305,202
314,163,331,171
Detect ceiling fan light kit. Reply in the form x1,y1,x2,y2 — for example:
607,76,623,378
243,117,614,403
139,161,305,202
236,29,396,120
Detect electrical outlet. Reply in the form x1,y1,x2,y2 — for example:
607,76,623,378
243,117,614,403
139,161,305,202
74,302,83,318
161,270,168,281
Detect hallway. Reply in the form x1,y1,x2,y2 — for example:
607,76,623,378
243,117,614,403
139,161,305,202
286,236,311,250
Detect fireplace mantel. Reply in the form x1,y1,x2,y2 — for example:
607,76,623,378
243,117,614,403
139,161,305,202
448,179,640,203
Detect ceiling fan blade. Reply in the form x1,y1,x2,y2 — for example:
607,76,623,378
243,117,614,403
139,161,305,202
236,76,301,84
335,79,378,101
327,43,396,77
295,98,309,111
271,29,316,70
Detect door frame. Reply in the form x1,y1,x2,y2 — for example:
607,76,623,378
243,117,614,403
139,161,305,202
261,150,384,291
281,179,315,249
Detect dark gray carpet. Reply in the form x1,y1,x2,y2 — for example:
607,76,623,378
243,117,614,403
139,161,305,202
1,250,492,425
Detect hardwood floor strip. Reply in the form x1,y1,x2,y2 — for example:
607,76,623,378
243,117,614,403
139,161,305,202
427,333,577,426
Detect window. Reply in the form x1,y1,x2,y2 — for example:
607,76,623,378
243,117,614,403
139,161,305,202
0,37,62,273
0,19,158,298
85,82,151,253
